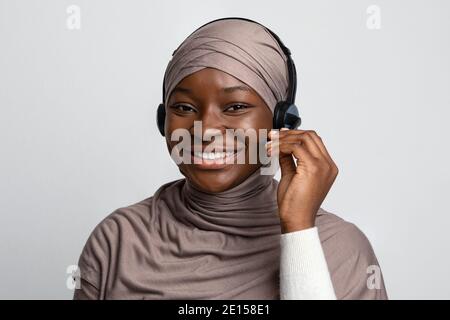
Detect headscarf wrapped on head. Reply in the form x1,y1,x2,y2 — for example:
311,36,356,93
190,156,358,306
163,18,290,113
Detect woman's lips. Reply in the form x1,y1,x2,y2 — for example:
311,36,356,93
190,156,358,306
189,149,244,170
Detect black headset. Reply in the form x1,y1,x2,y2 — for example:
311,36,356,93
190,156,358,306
157,17,301,137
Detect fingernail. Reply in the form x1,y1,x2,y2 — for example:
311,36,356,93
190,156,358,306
281,127,289,131
269,130,279,137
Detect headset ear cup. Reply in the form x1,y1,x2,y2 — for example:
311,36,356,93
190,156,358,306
157,103,166,137
273,101,301,130
284,103,301,129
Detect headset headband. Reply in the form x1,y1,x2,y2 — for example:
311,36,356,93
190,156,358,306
161,17,297,106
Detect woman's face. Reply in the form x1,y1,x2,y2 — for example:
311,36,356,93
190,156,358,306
165,68,273,193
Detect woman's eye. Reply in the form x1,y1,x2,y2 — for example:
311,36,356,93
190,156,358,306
225,104,249,112
172,104,196,112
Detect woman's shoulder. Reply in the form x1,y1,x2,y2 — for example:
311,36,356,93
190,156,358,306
74,196,155,296
315,207,373,253
81,196,155,253
315,207,388,299
97,196,154,232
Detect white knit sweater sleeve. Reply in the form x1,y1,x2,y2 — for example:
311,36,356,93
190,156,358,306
279,226,337,299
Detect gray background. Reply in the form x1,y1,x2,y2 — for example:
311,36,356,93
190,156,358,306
0,0,449,299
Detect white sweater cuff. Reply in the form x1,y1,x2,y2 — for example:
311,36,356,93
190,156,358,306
279,226,337,300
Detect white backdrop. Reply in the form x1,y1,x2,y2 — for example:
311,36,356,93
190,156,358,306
0,0,449,299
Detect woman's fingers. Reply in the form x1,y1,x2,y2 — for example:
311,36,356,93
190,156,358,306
277,147,297,177
270,129,323,159
269,140,316,168
266,129,338,178
300,131,338,174
276,127,296,176
268,133,336,173
303,131,335,165
270,129,337,170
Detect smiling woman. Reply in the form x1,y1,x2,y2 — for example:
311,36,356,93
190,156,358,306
166,68,273,192
73,17,388,300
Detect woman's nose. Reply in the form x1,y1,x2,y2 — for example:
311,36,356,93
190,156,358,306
190,107,226,137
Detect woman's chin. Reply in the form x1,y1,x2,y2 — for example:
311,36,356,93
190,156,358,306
181,165,258,193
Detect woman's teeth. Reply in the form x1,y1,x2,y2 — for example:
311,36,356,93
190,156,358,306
193,151,235,160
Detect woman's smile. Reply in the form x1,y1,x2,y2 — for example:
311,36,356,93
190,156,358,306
190,147,246,170
166,67,273,192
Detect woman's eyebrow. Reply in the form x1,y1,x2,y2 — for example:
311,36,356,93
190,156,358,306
222,85,252,93
171,86,192,95
171,84,252,96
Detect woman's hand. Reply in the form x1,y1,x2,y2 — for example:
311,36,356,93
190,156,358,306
267,128,339,234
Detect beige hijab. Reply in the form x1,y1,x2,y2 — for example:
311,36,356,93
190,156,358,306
74,18,387,299
163,18,289,112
